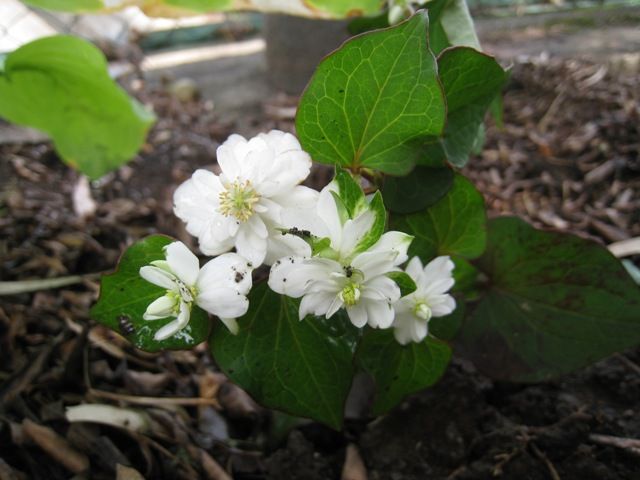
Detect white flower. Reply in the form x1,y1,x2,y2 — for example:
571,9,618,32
392,256,456,345
140,241,252,340
173,130,317,267
268,185,413,329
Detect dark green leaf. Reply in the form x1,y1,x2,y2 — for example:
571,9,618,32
386,271,417,297
382,166,454,214
296,12,446,175
357,330,451,414
390,174,486,261
90,235,210,352
429,299,464,341
460,217,640,382
451,256,482,298
0,36,155,179
419,47,507,168
347,12,389,35
210,283,359,429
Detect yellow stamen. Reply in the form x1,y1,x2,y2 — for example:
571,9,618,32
218,180,261,222
340,282,361,307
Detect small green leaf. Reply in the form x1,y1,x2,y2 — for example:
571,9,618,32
382,166,454,214
333,168,366,218
0,36,155,179
296,12,446,175
386,271,417,298
210,283,359,429
357,330,451,414
460,217,640,382
90,235,210,352
420,47,508,168
390,174,486,261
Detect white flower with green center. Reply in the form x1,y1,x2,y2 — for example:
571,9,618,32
140,241,253,341
173,130,317,267
268,183,413,329
391,256,456,345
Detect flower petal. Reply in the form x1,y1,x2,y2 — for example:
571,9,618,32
264,232,312,267
369,231,414,266
197,287,249,318
422,256,455,285
236,225,267,267
430,294,456,317
299,291,337,319
219,317,239,335
392,312,427,345
365,299,395,329
339,209,375,258
143,295,175,320
217,134,247,181
197,253,253,295
154,301,191,341
361,275,401,304
269,256,334,297
346,303,367,328
165,241,200,286
352,250,398,280
139,265,176,290
404,256,424,280
316,184,342,249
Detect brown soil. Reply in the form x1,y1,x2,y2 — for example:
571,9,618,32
1,56,639,479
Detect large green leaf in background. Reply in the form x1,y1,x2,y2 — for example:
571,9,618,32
296,12,446,175
421,47,507,168
306,0,384,17
24,0,382,16
0,35,155,179
460,217,640,382
357,329,451,414
390,174,486,261
90,235,211,352
23,0,101,10
210,284,359,429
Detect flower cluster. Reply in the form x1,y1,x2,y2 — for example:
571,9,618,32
139,130,455,342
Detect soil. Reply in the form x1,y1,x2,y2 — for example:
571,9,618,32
1,52,639,479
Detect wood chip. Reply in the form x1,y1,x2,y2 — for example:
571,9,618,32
341,444,367,480
21,419,89,474
116,464,146,480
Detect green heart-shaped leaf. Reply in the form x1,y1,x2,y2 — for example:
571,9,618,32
210,283,360,429
421,47,508,168
460,217,640,382
296,12,446,175
357,329,451,415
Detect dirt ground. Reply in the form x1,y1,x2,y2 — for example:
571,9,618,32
1,15,639,480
